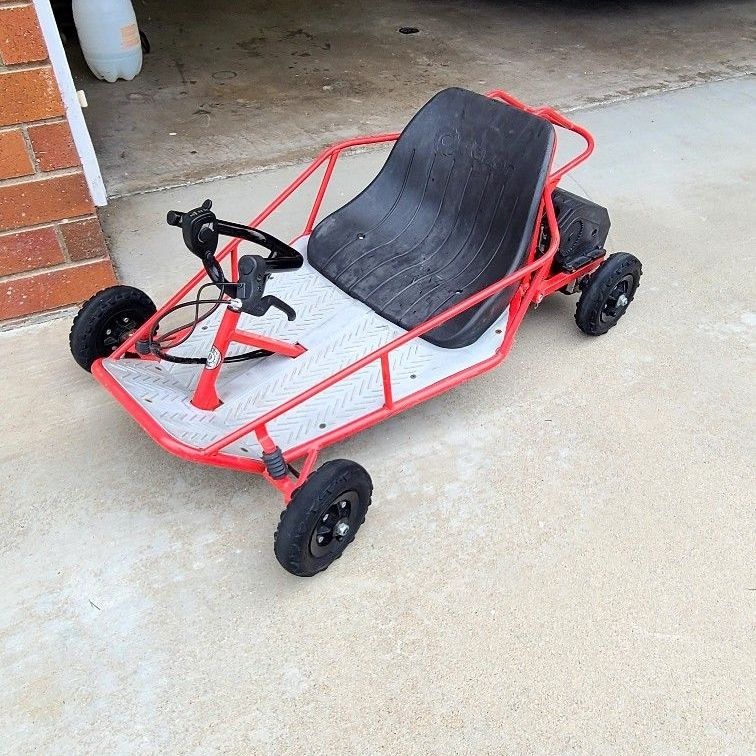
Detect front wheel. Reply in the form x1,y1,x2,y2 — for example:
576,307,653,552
274,459,372,577
69,285,156,371
575,253,642,336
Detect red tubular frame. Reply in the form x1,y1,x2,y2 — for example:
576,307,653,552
91,90,599,500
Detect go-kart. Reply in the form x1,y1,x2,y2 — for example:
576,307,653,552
70,88,642,576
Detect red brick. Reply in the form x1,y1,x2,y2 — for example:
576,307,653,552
28,120,80,171
0,172,94,231
0,226,63,276
0,5,47,65
0,128,33,179
0,68,64,127
0,259,116,320
60,217,108,261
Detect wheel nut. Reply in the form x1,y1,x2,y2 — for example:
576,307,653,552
616,293,629,308
334,522,350,538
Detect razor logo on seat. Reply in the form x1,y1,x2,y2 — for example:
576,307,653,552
437,131,501,170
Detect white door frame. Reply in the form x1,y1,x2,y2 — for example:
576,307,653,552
33,0,108,206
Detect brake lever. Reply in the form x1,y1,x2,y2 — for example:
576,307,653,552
232,254,297,321
238,294,296,321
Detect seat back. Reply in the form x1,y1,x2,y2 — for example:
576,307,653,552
308,88,555,348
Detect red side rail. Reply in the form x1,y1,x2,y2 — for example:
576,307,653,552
94,91,595,497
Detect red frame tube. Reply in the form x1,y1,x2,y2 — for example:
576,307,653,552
93,91,596,501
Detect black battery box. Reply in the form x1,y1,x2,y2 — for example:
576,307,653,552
551,188,611,272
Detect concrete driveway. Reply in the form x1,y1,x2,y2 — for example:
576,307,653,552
1,78,754,753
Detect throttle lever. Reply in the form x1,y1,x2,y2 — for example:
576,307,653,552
167,199,219,259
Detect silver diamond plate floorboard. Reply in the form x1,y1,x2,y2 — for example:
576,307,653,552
102,237,508,459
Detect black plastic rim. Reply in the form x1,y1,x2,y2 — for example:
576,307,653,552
309,490,358,558
600,273,634,324
97,308,142,354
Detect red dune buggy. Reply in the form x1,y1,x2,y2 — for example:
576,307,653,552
70,88,641,576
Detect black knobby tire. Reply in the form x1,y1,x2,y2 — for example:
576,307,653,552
575,252,642,336
69,285,156,371
274,459,372,577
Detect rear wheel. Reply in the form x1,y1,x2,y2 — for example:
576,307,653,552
69,285,155,371
274,459,372,577
575,253,641,335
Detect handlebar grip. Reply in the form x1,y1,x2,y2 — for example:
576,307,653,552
166,210,183,227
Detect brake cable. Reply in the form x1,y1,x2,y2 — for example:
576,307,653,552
143,283,272,366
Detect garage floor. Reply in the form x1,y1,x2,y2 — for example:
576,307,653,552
66,0,756,196
1,78,755,753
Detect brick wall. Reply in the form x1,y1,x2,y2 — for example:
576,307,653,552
0,0,115,321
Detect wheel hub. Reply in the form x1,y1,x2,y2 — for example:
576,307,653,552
309,492,357,558
101,311,139,352
601,275,634,322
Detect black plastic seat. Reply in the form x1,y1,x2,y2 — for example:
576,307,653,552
307,87,555,348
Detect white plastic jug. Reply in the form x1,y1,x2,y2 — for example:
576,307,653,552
72,0,143,82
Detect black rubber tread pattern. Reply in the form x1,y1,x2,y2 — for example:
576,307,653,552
308,87,555,348
69,285,156,371
575,253,642,336
274,459,372,577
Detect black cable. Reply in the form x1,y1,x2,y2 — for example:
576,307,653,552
147,297,222,363
287,463,300,479
146,283,272,366
155,282,226,350
224,349,272,363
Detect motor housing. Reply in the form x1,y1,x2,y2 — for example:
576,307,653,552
552,188,611,273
